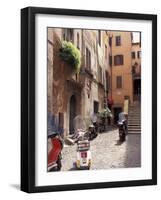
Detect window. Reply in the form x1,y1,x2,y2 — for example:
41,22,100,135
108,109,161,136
105,45,107,59
98,30,101,46
98,66,102,83
109,55,112,66
63,33,66,40
58,112,64,134
109,37,112,47
132,52,135,59
77,33,80,49
115,36,121,46
64,29,73,42
85,48,91,70
116,76,122,89
137,51,141,58
114,55,124,65
105,71,110,90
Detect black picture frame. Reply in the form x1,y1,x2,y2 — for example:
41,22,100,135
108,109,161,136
21,6,157,193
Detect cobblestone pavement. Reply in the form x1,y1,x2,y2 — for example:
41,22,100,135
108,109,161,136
61,129,141,171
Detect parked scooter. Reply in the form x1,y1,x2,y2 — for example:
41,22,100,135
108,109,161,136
48,132,63,172
88,124,98,141
72,115,97,170
117,112,128,142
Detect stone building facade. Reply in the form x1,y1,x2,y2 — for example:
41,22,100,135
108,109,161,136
47,28,111,136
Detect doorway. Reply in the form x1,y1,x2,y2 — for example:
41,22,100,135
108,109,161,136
113,107,122,124
93,101,99,113
133,79,141,101
69,95,76,134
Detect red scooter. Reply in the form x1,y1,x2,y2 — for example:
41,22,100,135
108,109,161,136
48,133,63,172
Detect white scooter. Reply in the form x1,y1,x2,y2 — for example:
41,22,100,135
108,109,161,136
73,116,92,170
76,131,91,169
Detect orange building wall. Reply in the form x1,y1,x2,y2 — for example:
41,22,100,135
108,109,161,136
110,31,133,107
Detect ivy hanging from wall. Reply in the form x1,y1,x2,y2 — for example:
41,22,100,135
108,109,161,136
59,41,81,73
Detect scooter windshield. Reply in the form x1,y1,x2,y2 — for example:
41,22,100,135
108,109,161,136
73,115,87,132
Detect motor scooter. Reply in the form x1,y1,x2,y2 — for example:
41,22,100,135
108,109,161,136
48,133,63,172
117,112,127,142
117,120,126,142
72,116,92,170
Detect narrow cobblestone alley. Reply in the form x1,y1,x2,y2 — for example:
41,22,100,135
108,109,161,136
61,129,141,171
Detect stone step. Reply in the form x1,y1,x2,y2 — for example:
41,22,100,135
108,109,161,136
128,131,141,133
128,119,140,120
128,122,140,124
129,106,141,108
128,115,140,117
128,113,140,115
128,125,141,126
128,114,140,115
128,126,141,129
128,124,140,126
128,118,140,120
128,117,141,119
128,132,141,134
128,129,141,131
128,120,141,122
128,125,141,127
128,124,141,126
129,115,140,116
129,109,140,111
128,112,140,114
128,119,141,121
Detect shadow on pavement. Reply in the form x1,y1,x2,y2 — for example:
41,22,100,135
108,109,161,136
69,162,77,171
115,140,125,146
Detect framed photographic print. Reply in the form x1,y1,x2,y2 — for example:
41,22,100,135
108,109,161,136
21,7,157,193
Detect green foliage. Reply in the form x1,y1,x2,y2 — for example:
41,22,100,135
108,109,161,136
59,41,81,73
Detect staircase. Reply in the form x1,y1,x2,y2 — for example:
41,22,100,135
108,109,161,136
128,101,141,134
